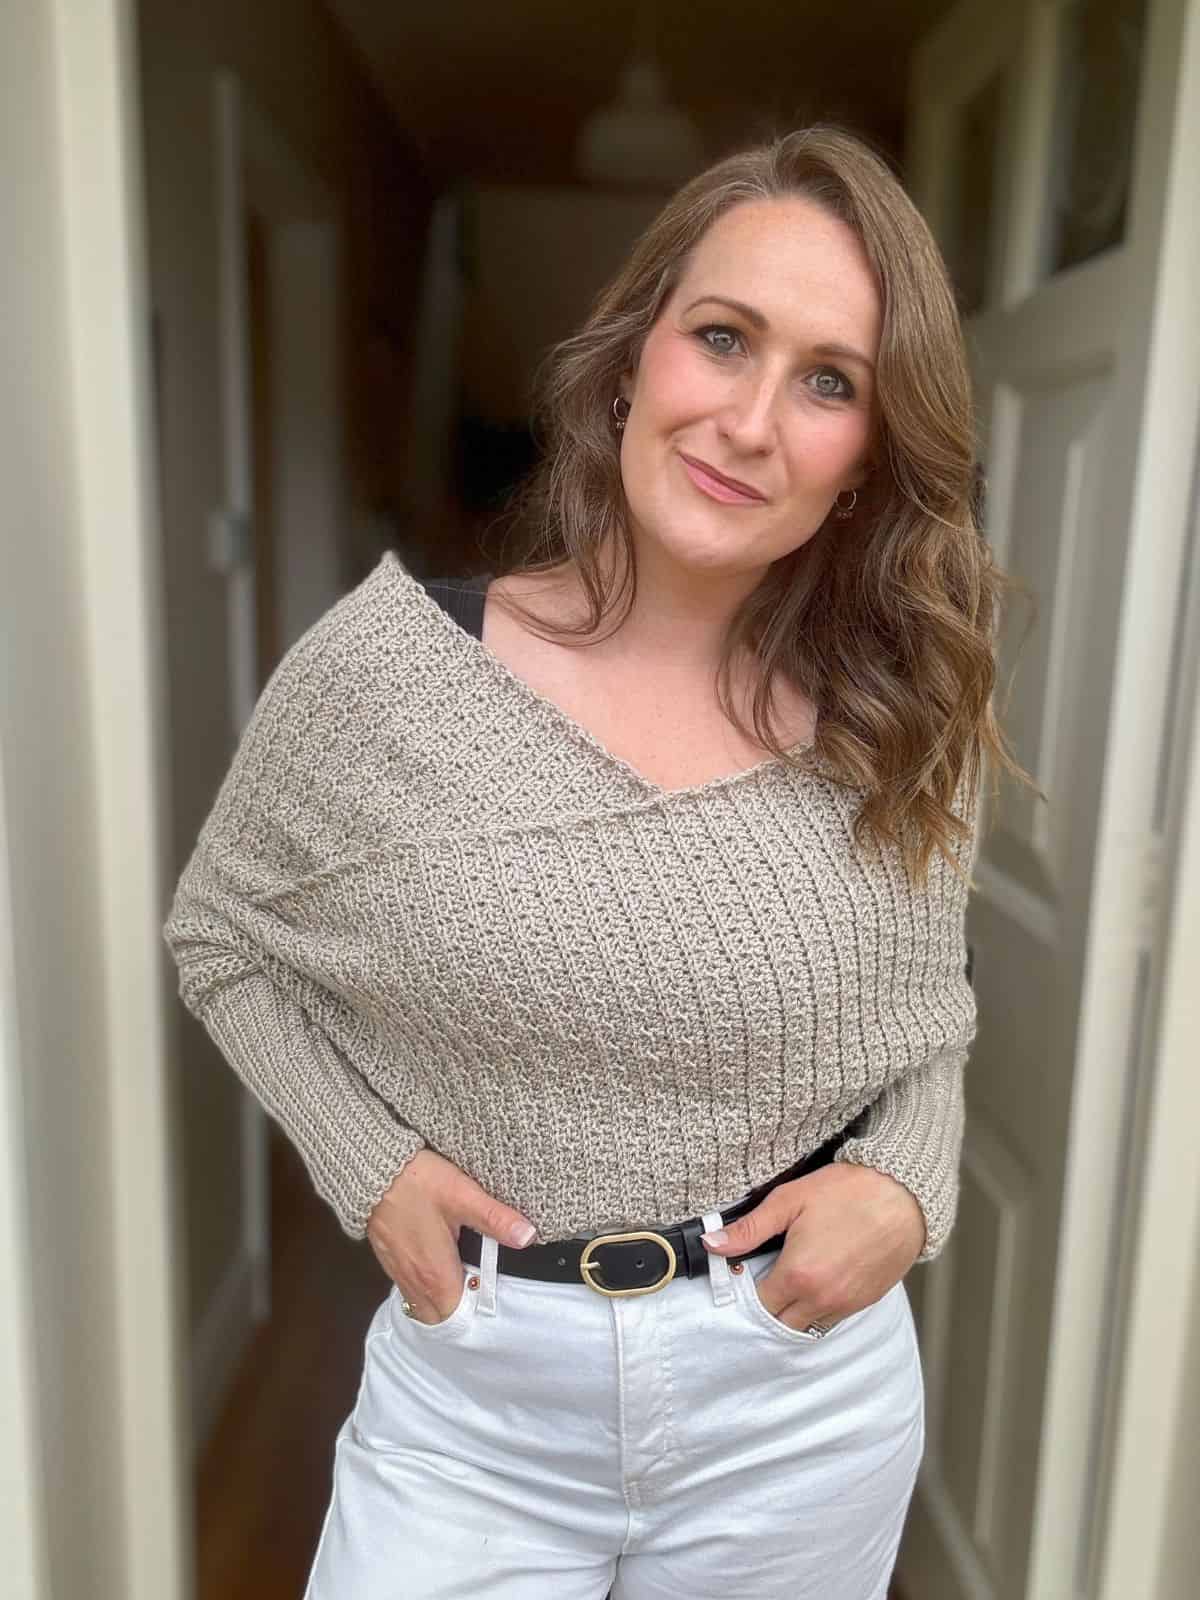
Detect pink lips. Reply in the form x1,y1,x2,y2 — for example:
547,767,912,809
678,453,767,505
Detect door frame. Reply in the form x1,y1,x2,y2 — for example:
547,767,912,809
903,1,1200,1595
1095,63,1200,1578
198,68,343,1451
1025,4,1200,1593
3,0,191,1595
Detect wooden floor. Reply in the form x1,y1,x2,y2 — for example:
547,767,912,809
195,1131,904,1597
195,1133,383,1600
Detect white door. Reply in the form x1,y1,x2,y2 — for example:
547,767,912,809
900,1,1200,1597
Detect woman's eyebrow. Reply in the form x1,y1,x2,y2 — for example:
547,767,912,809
682,294,876,374
683,293,770,330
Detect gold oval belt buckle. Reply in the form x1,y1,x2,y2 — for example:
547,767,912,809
578,1230,677,1297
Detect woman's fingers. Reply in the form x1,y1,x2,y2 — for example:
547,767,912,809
398,1275,460,1326
753,1238,849,1328
377,1222,466,1325
388,1149,538,1247
440,1163,537,1248
756,1266,823,1325
771,1294,841,1333
741,1165,917,1329
365,1171,460,1320
699,1181,800,1255
365,1150,537,1326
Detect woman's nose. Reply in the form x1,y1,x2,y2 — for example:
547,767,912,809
717,372,779,452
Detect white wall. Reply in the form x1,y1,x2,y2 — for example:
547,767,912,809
0,730,51,1600
1159,1243,1200,1595
1,1,187,1596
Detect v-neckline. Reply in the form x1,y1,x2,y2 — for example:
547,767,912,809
392,554,829,804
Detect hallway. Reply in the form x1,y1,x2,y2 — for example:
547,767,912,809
12,0,1200,1592
196,1137,381,1599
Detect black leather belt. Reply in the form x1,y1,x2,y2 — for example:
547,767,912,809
459,1125,855,1299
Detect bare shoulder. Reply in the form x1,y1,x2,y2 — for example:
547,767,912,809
486,564,580,619
484,564,591,654
481,565,587,691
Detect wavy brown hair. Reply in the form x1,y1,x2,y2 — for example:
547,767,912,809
479,122,1038,887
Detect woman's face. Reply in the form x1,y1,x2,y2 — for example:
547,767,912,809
617,195,882,580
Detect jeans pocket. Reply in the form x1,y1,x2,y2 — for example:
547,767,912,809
386,1265,478,1340
350,1270,480,1454
734,1250,870,1348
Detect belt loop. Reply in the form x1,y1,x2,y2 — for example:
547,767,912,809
701,1210,735,1306
476,1233,499,1316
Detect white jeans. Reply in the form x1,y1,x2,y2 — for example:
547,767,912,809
303,1215,924,1599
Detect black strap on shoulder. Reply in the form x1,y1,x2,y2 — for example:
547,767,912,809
419,575,489,642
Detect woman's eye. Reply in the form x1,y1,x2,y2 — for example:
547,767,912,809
810,367,855,401
695,324,742,356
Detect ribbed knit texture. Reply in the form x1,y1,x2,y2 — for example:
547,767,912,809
163,551,979,1262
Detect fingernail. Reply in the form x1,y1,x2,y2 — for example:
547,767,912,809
508,1221,537,1247
700,1229,728,1248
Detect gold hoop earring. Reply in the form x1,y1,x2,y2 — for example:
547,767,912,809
833,489,857,521
612,395,630,432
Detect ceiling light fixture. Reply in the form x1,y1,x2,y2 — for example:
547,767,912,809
575,5,703,188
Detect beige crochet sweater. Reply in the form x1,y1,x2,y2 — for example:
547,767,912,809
163,551,979,1262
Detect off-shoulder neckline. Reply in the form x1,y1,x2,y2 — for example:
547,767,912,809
379,551,834,804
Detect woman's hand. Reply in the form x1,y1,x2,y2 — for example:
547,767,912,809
366,1150,537,1325
700,1163,926,1332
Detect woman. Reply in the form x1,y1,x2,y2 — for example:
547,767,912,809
164,124,1029,1597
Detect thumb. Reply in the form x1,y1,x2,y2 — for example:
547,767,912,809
450,1169,538,1249
701,1190,794,1254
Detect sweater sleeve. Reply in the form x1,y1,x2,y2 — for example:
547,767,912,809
180,964,425,1239
832,1028,973,1262
831,770,981,1264
162,582,426,1239
164,858,428,1239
